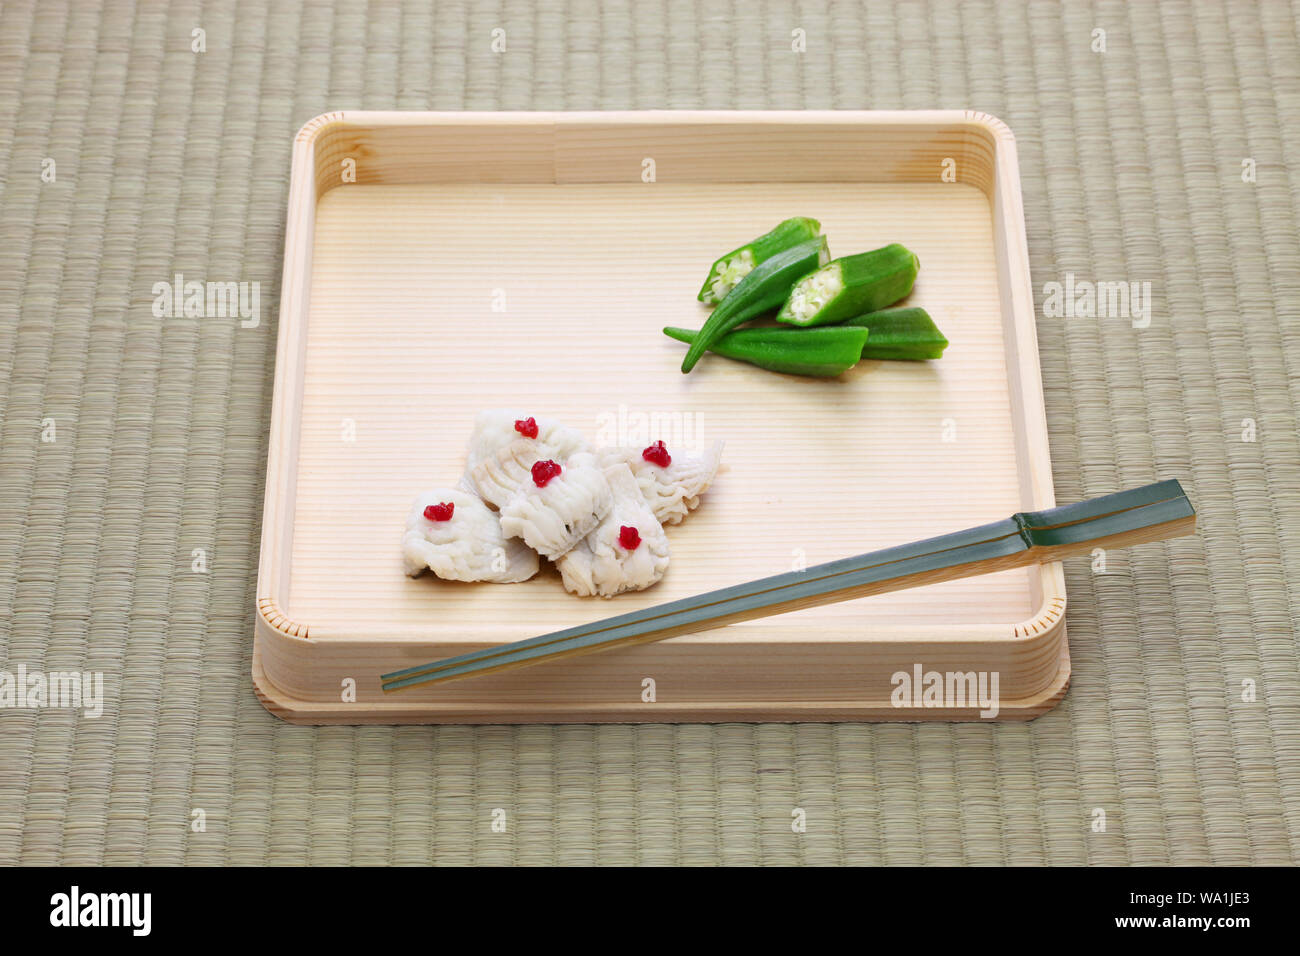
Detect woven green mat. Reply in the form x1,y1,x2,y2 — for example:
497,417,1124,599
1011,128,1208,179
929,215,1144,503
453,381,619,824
1,0,1297,865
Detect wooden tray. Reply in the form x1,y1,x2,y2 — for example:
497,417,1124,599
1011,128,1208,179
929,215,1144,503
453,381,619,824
253,110,1066,724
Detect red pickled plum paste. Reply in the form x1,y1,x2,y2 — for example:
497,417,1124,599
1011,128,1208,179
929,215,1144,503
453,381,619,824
642,440,671,467
514,417,539,439
423,502,455,522
618,526,642,550
531,459,562,487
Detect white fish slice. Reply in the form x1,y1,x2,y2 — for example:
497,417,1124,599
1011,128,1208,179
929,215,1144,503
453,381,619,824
401,488,539,583
557,463,671,598
469,438,547,510
595,440,725,526
462,409,590,497
499,452,613,559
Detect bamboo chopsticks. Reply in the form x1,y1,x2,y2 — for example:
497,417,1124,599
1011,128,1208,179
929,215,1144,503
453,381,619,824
381,479,1195,693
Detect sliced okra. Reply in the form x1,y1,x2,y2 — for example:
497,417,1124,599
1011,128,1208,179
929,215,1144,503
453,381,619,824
681,235,830,373
777,243,919,327
697,217,822,304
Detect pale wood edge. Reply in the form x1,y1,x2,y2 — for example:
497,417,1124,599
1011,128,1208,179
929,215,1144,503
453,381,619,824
962,110,1017,149
255,111,1068,714
256,596,309,640
1012,592,1066,640
295,109,348,145
968,109,1068,645
254,113,342,641
297,108,1016,202
251,625,1071,725
298,108,1006,130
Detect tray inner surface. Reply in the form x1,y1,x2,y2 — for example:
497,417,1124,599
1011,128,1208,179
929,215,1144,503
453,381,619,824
289,182,1032,643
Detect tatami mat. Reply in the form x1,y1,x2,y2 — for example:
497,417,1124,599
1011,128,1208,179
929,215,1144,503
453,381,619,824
0,0,1297,864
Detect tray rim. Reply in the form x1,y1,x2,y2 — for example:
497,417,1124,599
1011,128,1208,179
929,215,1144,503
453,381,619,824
251,629,1071,724
253,109,1067,721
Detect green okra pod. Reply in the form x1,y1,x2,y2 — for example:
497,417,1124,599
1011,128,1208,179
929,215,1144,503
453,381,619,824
777,243,919,327
697,217,823,303
664,325,869,378
682,235,830,373
841,306,949,360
